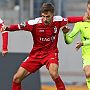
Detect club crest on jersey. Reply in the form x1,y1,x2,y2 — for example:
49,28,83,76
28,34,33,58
54,26,57,33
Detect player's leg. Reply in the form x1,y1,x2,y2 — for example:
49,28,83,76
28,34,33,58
12,56,42,90
12,67,30,90
83,57,90,90
83,65,90,90
46,53,66,90
48,63,65,90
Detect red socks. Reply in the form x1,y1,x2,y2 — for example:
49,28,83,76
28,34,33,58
12,76,65,90
12,82,21,90
53,76,66,90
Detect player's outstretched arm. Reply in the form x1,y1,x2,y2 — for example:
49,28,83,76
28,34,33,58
67,12,90,23
1,24,20,31
0,25,8,32
1,22,31,32
2,31,8,56
0,19,8,56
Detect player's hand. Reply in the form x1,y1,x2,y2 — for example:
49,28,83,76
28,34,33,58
83,12,90,21
62,26,70,33
0,26,4,32
0,25,7,32
75,42,83,51
2,50,8,56
0,24,4,32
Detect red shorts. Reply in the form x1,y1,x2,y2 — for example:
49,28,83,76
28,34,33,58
20,52,59,73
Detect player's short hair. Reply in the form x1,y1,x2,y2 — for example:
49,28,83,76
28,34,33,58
40,3,54,14
88,0,90,4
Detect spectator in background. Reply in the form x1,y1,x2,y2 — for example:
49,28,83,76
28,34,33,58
1,3,88,90
62,0,90,89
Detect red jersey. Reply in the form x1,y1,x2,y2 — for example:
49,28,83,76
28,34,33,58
0,18,8,52
8,16,83,58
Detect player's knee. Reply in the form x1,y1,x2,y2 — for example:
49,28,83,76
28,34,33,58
49,64,59,79
13,74,22,83
50,71,58,79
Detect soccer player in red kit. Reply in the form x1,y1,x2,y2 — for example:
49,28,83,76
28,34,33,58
1,3,87,90
0,18,8,56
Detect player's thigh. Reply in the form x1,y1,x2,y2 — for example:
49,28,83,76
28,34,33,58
46,53,59,77
49,63,58,73
14,67,29,81
45,53,59,69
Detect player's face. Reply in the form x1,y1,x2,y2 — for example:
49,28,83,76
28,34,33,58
41,11,53,25
87,4,90,17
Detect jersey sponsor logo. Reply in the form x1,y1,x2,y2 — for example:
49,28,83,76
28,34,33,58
39,26,57,42
40,37,51,42
40,36,55,42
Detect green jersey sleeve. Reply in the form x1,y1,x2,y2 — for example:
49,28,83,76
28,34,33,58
63,23,80,44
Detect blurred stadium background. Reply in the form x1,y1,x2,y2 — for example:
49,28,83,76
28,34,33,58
0,0,89,90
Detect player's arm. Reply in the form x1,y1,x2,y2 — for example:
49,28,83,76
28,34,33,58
0,24,21,31
67,12,89,23
0,18,8,56
2,21,33,32
67,13,89,23
60,16,85,28
75,39,90,51
2,31,8,56
75,41,83,51
67,16,84,23
62,23,80,44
